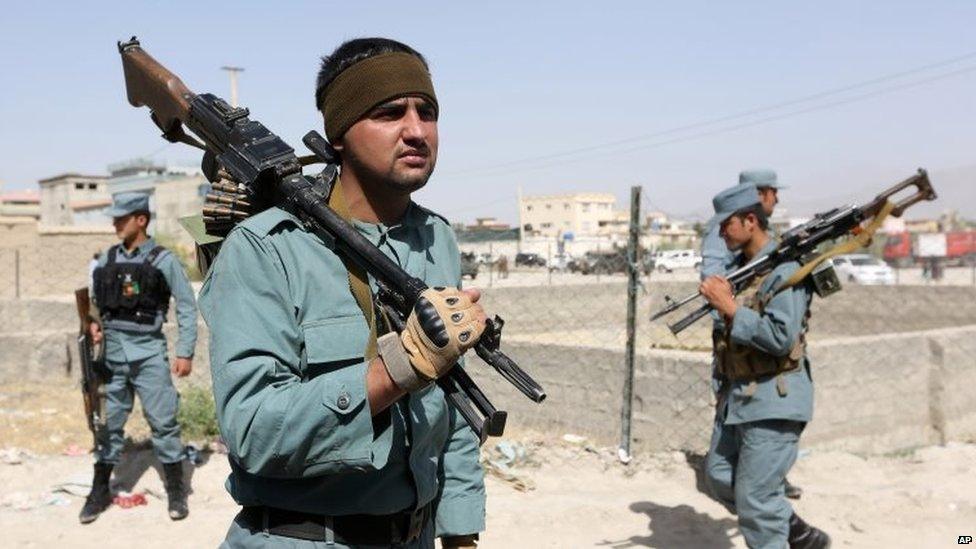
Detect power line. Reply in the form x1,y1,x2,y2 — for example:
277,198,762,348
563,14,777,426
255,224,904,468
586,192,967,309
441,50,976,180
451,63,976,180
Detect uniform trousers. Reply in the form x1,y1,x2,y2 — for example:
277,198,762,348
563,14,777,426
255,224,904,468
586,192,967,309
705,412,804,549
95,353,183,464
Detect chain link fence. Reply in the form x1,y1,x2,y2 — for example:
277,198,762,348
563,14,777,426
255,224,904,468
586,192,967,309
459,189,976,456
2,205,976,456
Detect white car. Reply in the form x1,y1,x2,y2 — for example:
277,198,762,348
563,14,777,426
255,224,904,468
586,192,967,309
653,249,702,273
832,254,895,285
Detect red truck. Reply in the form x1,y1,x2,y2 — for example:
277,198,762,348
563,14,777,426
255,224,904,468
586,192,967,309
884,231,976,267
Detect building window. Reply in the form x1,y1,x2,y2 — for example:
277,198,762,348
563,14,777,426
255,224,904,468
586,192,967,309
545,203,551,210
541,222,552,228
88,183,98,190
564,203,570,210
526,205,533,212
75,183,84,190
582,203,590,213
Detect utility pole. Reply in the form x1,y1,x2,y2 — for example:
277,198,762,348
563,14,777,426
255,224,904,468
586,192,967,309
517,184,523,253
221,66,245,107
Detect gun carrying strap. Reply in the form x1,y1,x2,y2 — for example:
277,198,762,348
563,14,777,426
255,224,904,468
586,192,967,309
327,179,379,361
777,199,897,293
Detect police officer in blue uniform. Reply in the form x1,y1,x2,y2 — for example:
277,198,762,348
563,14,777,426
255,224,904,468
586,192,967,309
199,38,487,548
701,169,784,279
699,184,830,549
700,170,803,501
80,191,198,524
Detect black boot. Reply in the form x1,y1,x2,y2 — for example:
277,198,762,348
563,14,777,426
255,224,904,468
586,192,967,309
79,462,113,524
163,462,189,520
785,477,803,500
789,513,831,549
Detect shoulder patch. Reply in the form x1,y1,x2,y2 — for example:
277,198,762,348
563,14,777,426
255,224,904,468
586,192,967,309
236,206,304,237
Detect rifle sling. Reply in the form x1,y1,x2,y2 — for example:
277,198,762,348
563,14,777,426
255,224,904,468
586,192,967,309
327,179,379,361
776,199,896,293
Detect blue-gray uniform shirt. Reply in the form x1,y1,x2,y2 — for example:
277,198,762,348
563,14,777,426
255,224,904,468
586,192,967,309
96,238,198,363
197,202,486,537
700,221,734,281
717,239,814,425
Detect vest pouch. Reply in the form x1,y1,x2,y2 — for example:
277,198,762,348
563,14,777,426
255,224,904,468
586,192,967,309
94,246,171,324
715,272,805,382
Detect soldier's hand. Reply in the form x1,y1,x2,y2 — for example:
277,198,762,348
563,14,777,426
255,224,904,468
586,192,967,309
699,275,737,319
172,357,193,378
402,287,487,380
89,322,103,345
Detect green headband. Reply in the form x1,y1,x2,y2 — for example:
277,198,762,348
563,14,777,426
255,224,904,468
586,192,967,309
320,52,438,142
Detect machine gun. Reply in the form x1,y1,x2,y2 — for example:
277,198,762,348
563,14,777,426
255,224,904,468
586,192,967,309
652,169,937,334
117,37,545,443
74,287,108,450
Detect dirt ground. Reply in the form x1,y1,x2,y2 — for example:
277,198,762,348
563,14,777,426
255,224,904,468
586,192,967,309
1,383,974,548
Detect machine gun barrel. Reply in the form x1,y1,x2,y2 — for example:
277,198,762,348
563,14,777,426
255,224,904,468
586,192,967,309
650,168,936,334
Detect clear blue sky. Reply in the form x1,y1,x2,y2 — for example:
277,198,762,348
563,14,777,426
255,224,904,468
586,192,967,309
1,1,974,223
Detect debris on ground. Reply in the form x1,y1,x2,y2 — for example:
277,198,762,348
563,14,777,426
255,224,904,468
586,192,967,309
562,433,587,445
1,490,72,511
113,492,148,508
0,447,36,465
61,444,88,457
482,440,536,492
52,476,92,498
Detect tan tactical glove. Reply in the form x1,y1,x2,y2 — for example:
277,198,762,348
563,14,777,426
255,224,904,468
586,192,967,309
378,287,486,392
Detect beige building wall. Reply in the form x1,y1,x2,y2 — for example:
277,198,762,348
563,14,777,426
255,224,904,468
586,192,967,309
152,175,207,251
520,192,616,238
37,174,110,226
0,221,116,299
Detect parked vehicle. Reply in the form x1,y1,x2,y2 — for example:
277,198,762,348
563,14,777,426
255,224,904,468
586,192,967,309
460,252,480,279
515,252,546,268
832,254,895,285
652,249,702,273
548,253,572,273
570,251,627,275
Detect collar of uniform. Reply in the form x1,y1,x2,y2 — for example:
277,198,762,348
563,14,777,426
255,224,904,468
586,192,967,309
734,237,777,268
119,237,157,259
352,202,427,239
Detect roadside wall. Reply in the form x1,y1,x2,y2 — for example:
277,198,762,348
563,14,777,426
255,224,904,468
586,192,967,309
3,284,975,455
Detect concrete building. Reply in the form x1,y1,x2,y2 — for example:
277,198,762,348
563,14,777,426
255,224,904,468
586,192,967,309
646,218,699,249
37,173,110,226
106,159,208,250
519,192,616,239
0,189,41,220
597,209,631,237
467,217,511,231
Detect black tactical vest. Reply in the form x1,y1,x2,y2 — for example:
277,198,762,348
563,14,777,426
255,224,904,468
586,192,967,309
93,244,171,324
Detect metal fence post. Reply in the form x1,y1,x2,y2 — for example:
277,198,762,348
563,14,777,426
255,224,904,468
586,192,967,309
15,249,21,299
596,243,601,283
488,242,494,288
619,185,641,462
547,242,552,285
